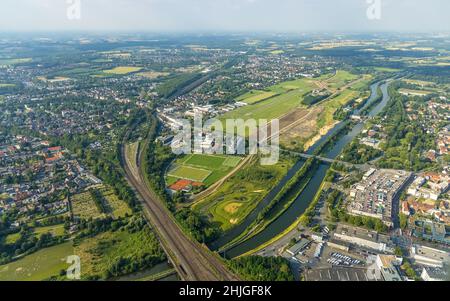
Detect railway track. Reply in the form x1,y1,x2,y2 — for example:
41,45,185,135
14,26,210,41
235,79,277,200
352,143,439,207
121,140,238,281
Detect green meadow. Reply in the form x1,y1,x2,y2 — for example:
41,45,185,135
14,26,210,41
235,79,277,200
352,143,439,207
0,243,73,281
193,156,294,231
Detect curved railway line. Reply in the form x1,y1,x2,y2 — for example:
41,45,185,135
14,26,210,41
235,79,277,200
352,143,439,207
121,134,238,281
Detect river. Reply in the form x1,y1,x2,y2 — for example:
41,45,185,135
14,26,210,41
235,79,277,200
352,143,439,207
209,79,392,258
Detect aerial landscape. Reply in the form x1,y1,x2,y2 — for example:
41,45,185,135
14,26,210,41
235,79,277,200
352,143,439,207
0,0,449,289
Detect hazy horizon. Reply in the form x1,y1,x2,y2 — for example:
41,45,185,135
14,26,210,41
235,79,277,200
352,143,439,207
0,0,449,33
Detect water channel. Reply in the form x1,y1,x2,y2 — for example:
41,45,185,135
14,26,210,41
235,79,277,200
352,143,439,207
209,79,392,258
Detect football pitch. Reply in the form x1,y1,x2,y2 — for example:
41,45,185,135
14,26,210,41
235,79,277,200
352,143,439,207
167,154,242,185
168,165,212,182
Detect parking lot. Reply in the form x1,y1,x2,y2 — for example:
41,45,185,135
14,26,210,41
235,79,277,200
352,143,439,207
327,252,363,267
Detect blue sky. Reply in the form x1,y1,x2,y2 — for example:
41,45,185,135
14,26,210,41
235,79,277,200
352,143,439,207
0,0,449,32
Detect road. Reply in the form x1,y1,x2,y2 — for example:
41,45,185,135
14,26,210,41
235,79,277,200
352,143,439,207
280,149,370,170
121,140,239,281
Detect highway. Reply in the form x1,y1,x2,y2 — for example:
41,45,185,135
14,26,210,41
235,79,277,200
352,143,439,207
121,139,238,281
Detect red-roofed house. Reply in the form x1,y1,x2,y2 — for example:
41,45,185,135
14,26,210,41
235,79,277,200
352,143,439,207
48,146,62,153
402,201,411,216
424,172,441,183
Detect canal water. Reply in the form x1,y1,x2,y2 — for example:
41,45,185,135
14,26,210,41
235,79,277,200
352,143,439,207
210,80,392,258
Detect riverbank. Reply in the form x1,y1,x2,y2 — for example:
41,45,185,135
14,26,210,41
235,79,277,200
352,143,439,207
220,79,393,258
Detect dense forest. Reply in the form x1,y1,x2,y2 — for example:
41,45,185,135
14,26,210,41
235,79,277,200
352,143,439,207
227,256,294,281
341,141,383,164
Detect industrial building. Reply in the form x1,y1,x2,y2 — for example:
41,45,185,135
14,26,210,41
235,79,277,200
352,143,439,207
349,169,412,227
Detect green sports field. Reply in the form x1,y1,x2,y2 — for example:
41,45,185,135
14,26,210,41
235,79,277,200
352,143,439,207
168,165,212,182
166,154,242,187
184,154,227,169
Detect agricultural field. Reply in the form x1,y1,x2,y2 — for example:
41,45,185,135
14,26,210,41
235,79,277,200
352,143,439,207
102,66,142,75
0,83,15,88
374,67,402,73
399,88,433,96
55,66,101,78
36,76,71,83
388,55,450,67
270,50,285,55
166,154,242,187
0,242,73,281
0,58,32,66
402,79,436,87
193,156,295,231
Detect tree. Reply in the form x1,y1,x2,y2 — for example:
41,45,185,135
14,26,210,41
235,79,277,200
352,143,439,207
394,247,404,257
399,213,408,230
228,256,294,281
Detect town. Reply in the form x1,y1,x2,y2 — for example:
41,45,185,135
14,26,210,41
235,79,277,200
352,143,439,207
0,30,449,283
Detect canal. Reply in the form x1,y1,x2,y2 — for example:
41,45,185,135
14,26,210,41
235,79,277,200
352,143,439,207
211,79,392,258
